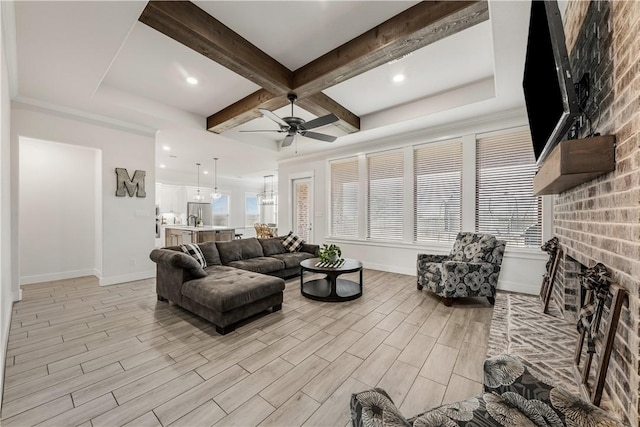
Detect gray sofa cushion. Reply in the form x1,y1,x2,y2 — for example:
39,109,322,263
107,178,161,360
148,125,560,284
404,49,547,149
227,257,285,274
182,266,285,312
198,241,222,266
259,238,287,256
149,249,207,278
216,238,264,264
271,252,315,269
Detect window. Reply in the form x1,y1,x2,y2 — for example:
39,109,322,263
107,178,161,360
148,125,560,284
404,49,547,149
476,131,541,247
367,150,404,240
245,193,259,227
330,158,359,237
414,140,462,242
212,194,230,227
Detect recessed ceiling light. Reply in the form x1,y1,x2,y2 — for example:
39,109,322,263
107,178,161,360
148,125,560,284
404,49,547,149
162,145,170,151
159,164,166,168
203,171,209,175
186,76,198,85
392,74,405,83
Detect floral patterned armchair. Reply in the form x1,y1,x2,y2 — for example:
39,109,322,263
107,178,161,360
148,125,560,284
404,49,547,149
350,354,624,427
417,232,506,306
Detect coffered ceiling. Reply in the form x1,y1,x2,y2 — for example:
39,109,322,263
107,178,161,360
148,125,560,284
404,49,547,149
10,1,533,184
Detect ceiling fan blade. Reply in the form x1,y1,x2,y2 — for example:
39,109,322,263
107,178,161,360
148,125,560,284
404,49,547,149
299,114,339,131
259,108,289,127
281,134,295,147
300,131,337,142
239,130,285,133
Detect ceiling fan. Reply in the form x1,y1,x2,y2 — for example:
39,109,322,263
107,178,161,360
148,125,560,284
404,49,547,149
241,94,339,147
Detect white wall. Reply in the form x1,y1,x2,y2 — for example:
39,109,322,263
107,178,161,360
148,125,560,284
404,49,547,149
0,0,14,411
278,111,548,295
19,138,100,284
11,102,156,287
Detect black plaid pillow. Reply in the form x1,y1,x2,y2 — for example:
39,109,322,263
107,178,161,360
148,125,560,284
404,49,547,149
282,232,304,253
180,243,207,268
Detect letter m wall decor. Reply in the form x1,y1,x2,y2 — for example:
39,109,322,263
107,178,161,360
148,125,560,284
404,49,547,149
115,168,146,198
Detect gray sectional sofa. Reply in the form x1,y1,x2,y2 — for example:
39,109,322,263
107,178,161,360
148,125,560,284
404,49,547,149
149,237,318,334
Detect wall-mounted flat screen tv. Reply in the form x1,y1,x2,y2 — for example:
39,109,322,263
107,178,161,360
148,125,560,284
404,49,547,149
523,0,579,165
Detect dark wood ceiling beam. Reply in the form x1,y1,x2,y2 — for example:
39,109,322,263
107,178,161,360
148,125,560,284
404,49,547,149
139,1,293,94
206,90,289,133
297,93,360,134
292,1,489,98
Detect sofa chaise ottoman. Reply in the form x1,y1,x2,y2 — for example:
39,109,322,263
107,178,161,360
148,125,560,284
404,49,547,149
150,241,285,334
149,237,318,334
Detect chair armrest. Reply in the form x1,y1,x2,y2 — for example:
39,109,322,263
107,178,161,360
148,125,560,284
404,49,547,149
483,355,625,426
351,388,410,427
300,243,319,256
417,254,448,263
149,249,207,278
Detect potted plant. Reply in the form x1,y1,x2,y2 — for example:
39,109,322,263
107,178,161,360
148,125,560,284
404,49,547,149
319,244,342,263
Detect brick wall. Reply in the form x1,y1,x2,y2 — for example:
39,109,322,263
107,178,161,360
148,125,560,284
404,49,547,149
555,1,640,424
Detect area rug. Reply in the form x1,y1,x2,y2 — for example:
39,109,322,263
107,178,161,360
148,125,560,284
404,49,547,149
487,291,580,394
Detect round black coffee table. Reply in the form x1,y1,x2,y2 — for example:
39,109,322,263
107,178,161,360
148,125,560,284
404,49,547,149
300,258,363,302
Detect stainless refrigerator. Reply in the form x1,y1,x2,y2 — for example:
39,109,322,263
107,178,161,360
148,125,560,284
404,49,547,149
187,202,213,226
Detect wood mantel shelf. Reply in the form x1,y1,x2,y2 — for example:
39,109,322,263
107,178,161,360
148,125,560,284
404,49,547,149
533,135,616,195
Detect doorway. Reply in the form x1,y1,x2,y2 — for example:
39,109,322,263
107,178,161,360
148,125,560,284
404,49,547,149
292,177,313,243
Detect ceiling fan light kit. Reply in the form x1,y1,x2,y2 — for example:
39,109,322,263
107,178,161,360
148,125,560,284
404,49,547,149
241,94,339,147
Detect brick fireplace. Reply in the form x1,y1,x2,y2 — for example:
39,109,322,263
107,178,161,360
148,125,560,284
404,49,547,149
551,1,640,425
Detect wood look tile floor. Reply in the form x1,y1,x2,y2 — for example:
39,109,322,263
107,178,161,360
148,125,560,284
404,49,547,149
2,270,493,426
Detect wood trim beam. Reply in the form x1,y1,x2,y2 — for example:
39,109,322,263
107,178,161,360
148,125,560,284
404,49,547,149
292,1,489,98
297,93,360,134
139,1,292,94
207,90,289,133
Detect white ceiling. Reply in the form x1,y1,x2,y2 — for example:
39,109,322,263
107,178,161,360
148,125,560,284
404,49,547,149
10,1,533,185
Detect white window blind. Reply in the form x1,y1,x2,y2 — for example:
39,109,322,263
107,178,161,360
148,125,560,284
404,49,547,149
367,150,404,240
476,131,541,247
330,158,359,237
414,140,462,242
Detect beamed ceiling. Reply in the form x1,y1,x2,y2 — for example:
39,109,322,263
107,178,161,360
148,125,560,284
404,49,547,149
12,1,533,182
138,1,489,135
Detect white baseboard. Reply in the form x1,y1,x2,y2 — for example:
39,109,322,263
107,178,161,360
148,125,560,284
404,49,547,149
13,289,22,302
497,279,539,295
20,269,98,285
99,270,154,287
1,290,14,411
363,262,538,295
363,262,414,276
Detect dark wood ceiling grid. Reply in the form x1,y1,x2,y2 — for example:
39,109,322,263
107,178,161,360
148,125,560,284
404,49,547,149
139,1,489,135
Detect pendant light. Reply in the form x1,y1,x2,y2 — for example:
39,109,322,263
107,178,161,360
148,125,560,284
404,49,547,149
211,157,222,200
193,163,204,201
258,175,277,206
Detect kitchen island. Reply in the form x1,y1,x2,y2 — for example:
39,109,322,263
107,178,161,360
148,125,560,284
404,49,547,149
164,226,235,246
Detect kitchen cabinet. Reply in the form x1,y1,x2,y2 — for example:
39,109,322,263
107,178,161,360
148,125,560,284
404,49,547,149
165,228,193,246
165,226,235,247
159,184,185,214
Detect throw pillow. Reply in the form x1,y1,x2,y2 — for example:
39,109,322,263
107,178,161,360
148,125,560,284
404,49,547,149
282,232,304,253
180,243,207,269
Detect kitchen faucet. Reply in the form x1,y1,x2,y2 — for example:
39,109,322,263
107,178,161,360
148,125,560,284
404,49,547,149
187,215,198,227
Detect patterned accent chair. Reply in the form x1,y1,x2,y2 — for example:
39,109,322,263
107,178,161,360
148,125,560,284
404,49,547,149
417,232,506,306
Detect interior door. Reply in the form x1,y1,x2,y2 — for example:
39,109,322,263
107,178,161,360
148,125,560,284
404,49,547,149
292,177,313,242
